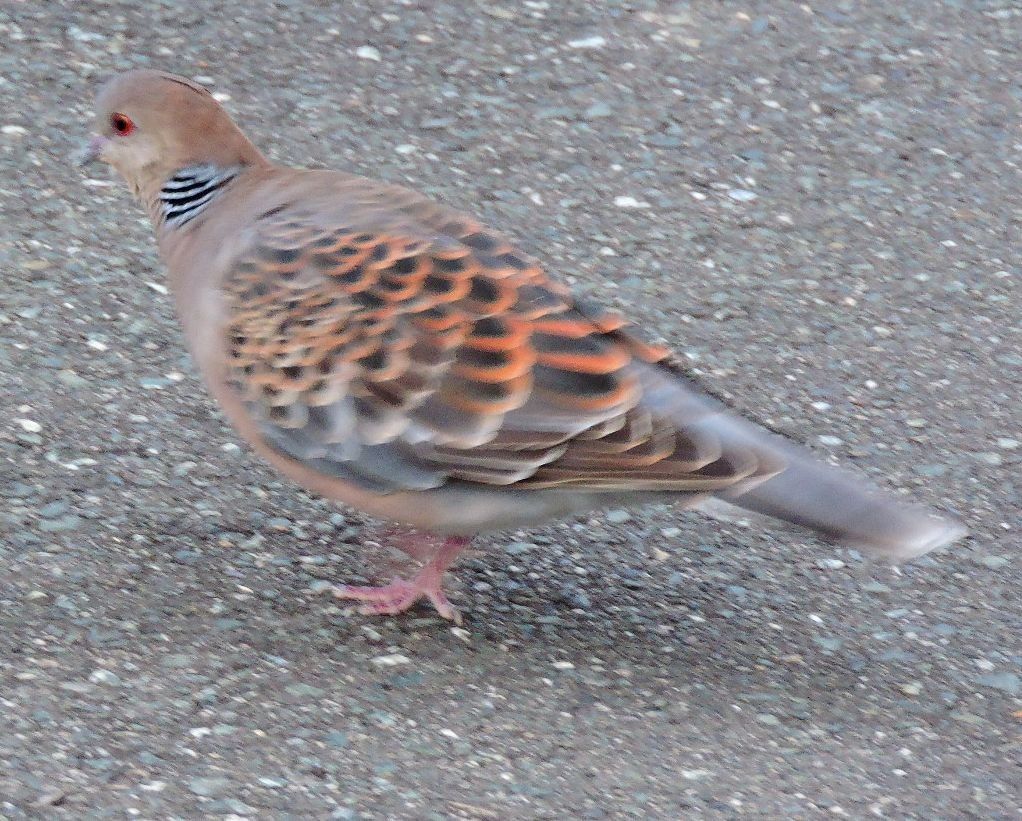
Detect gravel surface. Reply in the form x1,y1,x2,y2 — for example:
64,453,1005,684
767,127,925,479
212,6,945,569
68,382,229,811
2,1,1020,817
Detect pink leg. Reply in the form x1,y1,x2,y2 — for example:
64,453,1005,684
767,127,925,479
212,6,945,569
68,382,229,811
330,535,470,624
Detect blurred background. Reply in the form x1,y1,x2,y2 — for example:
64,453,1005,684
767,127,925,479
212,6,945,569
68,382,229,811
0,1,1018,817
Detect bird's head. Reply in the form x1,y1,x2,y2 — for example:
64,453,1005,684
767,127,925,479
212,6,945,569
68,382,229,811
80,69,265,200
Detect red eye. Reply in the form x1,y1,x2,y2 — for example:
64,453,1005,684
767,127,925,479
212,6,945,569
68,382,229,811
110,113,135,136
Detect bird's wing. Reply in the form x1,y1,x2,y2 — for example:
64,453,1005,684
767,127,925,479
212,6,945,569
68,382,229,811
218,177,784,496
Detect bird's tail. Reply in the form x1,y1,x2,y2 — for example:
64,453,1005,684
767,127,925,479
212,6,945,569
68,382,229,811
636,363,965,561
719,446,966,561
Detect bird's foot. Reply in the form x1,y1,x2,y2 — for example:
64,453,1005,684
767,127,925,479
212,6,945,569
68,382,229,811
334,578,460,624
330,535,469,624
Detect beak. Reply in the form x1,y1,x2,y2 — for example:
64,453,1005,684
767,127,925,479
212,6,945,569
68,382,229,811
76,134,108,167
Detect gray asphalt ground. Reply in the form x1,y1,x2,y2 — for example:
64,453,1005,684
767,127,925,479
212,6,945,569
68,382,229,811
1,1,1020,818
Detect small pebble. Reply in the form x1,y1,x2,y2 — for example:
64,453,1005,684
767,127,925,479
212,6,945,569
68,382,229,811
188,776,231,797
613,196,651,209
89,669,122,686
976,673,1020,695
371,653,411,667
38,500,69,518
567,35,607,49
355,45,381,61
728,189,758,202
324,731,349,749
285,683,325,697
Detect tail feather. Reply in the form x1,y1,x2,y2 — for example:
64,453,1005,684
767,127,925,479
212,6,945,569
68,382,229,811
721,448,966,561
636,363,966,561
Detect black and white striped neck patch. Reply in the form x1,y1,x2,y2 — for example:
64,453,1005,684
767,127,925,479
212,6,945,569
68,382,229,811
159,164,240,227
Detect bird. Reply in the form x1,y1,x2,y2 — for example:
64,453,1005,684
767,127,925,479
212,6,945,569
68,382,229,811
79,69,965,623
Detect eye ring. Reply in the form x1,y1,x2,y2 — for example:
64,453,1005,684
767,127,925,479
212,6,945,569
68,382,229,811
110,113,135,136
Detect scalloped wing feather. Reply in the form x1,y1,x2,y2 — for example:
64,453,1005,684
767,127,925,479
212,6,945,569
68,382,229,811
221,178,782,495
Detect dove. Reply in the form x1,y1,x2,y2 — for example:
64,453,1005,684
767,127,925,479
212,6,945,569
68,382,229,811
80,69,965,623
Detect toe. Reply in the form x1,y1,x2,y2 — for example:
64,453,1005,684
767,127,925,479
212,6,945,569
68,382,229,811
426,592,462,624
331,581,405,602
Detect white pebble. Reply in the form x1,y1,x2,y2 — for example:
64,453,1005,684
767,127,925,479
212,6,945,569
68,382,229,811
360,624,383,641
727,188,758,202
818,435,843,446
66,26,104,42
996,438,1019,450
567,35,607,49
395,144,416,155
356,45,381,61
1,124,27,136
14,418,42,433
552,660,575,670
145,281,168,295
89,669,121,686
613,195,651,209
371,653,411,667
